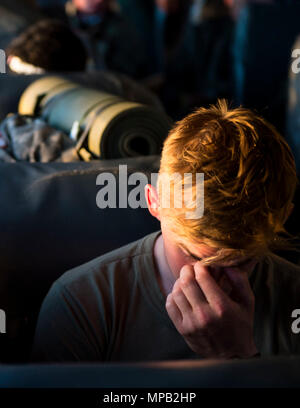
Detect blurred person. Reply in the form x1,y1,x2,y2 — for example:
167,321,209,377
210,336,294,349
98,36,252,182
35,0,68,17
231,0,300,133
32,101,300,362
191,0,234,105
153,0,193,73
224,0,273,19
6,19,87,74
152,0,196,118
117,0,155,63
63,0,148,78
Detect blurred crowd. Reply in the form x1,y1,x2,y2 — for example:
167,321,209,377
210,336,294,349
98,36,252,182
2,0,300,142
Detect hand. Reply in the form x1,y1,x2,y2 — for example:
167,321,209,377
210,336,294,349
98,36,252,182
165,261,258,359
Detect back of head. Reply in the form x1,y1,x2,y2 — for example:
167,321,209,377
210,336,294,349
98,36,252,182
7,19,87,73
158,100,298,265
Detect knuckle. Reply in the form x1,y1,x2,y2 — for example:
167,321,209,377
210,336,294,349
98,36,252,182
180,264,193,277
172,279,180,291
172,286,182,297
180,323,195,337
180,275,194,289
214,300,229,318
165,294,173,309
194,264,208,280
193,306,212,327
180,327,190,336
181,315,201,337
193,305,205,316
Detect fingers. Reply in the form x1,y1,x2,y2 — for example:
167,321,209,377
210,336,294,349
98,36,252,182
171,279,192,314
179,265,207,309
166,293,182,324
194,262,230,314
166,265,207,323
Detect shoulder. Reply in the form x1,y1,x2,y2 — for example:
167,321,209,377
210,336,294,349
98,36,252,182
259,253,300,306
251,253,300,307
265,254,300,353
266,253,300,283
54,230,161,295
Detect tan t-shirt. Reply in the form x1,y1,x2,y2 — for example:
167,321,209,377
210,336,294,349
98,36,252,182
31,231,300,362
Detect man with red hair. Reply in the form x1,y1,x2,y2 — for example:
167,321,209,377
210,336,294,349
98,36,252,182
32,101,300,362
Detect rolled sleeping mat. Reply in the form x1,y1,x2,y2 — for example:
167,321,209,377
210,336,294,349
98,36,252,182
18,76,172,159
18,76,78,117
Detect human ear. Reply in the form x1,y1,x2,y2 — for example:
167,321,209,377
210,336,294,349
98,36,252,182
144,184,161,221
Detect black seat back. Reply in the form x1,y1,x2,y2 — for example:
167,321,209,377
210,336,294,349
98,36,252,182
233,2,300,130
0,156,160,362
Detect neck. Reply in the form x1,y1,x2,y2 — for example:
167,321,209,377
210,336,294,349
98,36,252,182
153,234,176,297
